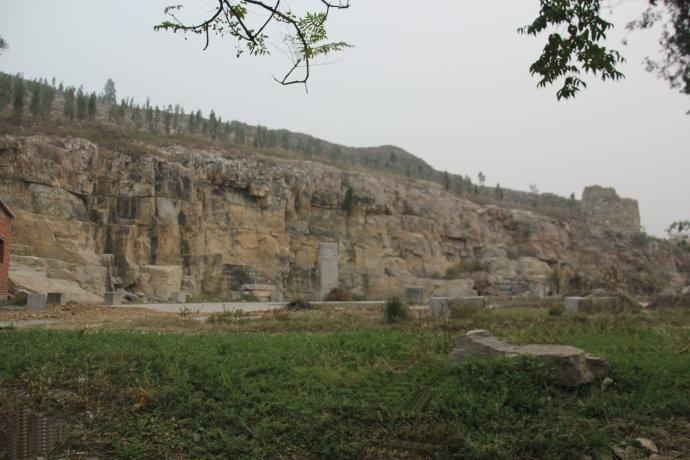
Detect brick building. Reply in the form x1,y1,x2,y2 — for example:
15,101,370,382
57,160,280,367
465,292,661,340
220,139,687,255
0,199,14,299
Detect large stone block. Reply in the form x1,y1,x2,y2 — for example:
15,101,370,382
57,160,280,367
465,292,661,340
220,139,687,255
563,296,590,313
169,292,186,303
27,293,47,311
46,292,67,305
455,296,487,309
449,329,610,386
404,287,425,304
104,292,123,305
429,297,451,317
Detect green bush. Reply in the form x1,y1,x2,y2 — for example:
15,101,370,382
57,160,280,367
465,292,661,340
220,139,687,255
548,305,564,316
383,296,408,323
325,287,352,302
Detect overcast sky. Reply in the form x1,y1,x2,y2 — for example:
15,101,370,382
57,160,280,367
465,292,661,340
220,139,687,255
1,1,688,235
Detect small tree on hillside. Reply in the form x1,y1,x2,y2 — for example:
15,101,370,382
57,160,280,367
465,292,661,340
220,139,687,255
75,87,88,120
63,87,76,120
478,171,486,187
29,82,41,118
11,77,26,124
101,78,116,105
341,186,355,215
442,171,450,191
235,125,245,144
87,92,98,119
40,85,54,118
495,183,504,200
0,73,12,108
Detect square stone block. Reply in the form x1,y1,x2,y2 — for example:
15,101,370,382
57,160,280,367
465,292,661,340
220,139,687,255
169,292,186,303
429,297,451,317
457,296,487,308
564,296,589,313
46,292,67,305
27,293,47,311
104,292,123,305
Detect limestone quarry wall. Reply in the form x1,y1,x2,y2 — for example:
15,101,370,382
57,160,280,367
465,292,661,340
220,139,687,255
0,134,683,302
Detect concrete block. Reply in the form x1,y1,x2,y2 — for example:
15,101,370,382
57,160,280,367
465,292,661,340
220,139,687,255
46,292,67,305
589,296,619,309
104,292,123,305
563,296,589,313
457,296,487,308
429,297,451,317
169,292,186,303
404,287,425,305
529,284,546,300
27,293,47,311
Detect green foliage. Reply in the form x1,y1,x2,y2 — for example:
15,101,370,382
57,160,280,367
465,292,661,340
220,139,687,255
63,87,75,120
667,220,690,250
383,296,408,323
0,73,12,108
519,0,625,99
11,77,25,125
495,183,504,200
40,85,54,118
87,92,97,120
28,82,41,118
548,304,564,316
341,186,355,215
155,2,351,86
1,309,689,457
101,78,116,105
0,35,7,53
76,88,88,120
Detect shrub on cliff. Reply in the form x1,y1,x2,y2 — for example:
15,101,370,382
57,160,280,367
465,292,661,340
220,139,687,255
383,296,408,323
325,287,352,302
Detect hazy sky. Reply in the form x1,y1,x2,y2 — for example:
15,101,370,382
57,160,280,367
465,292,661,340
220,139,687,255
1,1,688,235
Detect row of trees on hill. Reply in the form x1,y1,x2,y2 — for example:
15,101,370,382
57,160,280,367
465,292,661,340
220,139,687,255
0,73,581,216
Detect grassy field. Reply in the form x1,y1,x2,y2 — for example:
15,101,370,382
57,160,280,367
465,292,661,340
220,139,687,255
1,306,689,458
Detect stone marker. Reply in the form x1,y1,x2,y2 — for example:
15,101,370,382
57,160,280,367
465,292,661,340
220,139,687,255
27,293,47,311
319,242,339,301
104,292,123,305
449,329,609,386
46,292,67,305
404,287,425,304
563,296,589,313
429,297,451,317
169,292,186,303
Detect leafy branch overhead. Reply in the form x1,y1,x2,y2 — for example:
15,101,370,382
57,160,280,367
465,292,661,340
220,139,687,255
518,0,625,100
154,0,351,87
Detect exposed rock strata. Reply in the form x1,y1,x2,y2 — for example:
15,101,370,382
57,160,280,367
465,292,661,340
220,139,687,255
0,134,685,301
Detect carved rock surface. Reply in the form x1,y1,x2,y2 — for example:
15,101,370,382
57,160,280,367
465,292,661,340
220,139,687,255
0,134,684,301
449,330,610,386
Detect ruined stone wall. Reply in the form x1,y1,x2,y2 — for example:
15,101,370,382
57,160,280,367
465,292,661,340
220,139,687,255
581,186,640,235
0,135,680,302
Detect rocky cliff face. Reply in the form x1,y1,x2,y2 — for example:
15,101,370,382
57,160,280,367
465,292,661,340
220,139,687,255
0,134,685,302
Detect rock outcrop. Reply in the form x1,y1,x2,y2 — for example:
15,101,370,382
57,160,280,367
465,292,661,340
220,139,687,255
449,330,610,386
0,134,685,301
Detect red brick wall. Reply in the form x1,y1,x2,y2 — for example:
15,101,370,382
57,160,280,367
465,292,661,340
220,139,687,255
0,210,12,298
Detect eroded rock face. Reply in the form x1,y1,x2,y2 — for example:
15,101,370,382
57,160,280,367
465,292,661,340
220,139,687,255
0,134,683,301
449,330,610,386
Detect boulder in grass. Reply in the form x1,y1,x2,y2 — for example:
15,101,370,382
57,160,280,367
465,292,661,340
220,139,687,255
449,329,610,387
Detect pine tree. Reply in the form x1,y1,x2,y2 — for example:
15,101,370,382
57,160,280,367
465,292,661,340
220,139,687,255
11,77,26,124
40,85,54,118
209,110,217,139
442,171,450,190
63,87,76,120
0,73,12,108
76,87,88,120
495,183,504,200
235,125,245,144
164,108,172,134
101,78,116,105
87,92,97,119
187,110,195,133
29,82,41,118
281,131,289,150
